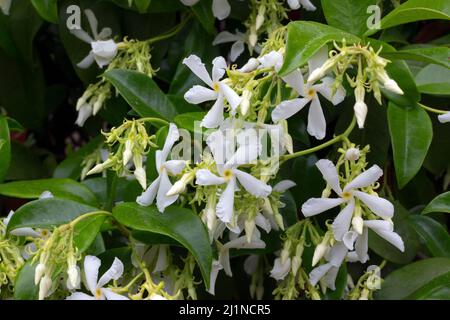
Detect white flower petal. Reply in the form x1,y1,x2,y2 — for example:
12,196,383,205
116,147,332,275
160,123,180,163
184,85,218,104
307,97,326,140
371,229,404,252
273,180,296,192
165,160,186,175
207,260,223,295
331,200,355,241
180,0,200,6
343,231,359,251
76,52,95,69
325,266,339,290
287,0,300,10
271,98,310,122
136,177,160,207
0,0,12,15
66,292,96,300
364,219,393,232
353,191,394,219
97,257,124,288
201,93,225,128
212,56,227,83
355,228,369,263
316,77,346,105
300,0,317,11
230,41,245,62
70,28,94,44
344,165,383,191
309,262,333,286
438,112,450,123
233,169,272,198
315,159,343,195
213,31,242,45
219,82,241,111
258,50,283,69
91,40,117,68
255,213,272,233
84,9,99,38
97,27,112,40
10,228,41,238
301,198,344,217
212,0,231,20
270,257,291,281
182,54,213,87
216,178,235,223
238,58,260,73
156,170,178,212
75,103,93,127
308,45,329,77
102,288,129,300
83,255,101,295
282,69,306,96
154,245,169,273
325,242,347,267
196,169,226,185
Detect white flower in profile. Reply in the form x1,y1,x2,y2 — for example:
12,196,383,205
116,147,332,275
270,46,346,140
309,242,347,290
136,123,187,213
270,256,291,281
0,0,12,15
346,220,404,263
287,0,316,11
183,55,241,128
438,111,450,124
301,159,394,241
70,9,117,69
195,129,272,224
180,0,231,20
213,30,246,62
66,255,128,300
207,260,223,295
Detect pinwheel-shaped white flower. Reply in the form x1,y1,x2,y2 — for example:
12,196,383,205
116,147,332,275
136,123,186,213
438,111,450,123
213,30,246,62
270,47,346,140
302,159,394,241
0,0,12,15
180,0,231,20
196,129,272,224
70,9,117,69
346,220,404,263
309,242,348,290
287,0,316,11
183,55,241,128
66,255,128,300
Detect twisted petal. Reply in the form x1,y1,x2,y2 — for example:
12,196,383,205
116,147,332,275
201,92,225,128
233,169,272,198
196,169,226,185
343,231,359,251
160,123,180,163
182,55,213,87
219,82,241,111
316,77,346,105
307,97,326,140
365,221,404,252
353,191,394,219
300,0,317,11
282,69,306,96
136,176,161,207
344,165,383,191
97,27,112,40
165,160,186,175
258,50,283,70
70,28,94,44
216,178,235,223
325,265,339,290
184,85,218,104
84,255,101,295
97,257,124,288
332,200,355,241
287,0,300,9
315,159,343,195
91,40,118,68
355,227,369,263
212,56,227,83
309,262,333,286
302,198,344,217
326,242,348,267
271,98,310,122
156,170,178,212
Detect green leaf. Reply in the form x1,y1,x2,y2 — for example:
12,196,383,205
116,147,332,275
73,215,107,253
415,64,450,95
388,103,433,188
369,202,419,264
6,198,99,232
191,0,215,34
6,117,24,132
0,178,99,207
375,258,450,299
321,0,377,37
279,21,360,76
382,47,450,69
0,115,11,182
104,69,178,121
14,262,38,300
410,215,450,258
31,0,58,23
366,0,450,36
133,230,181,246
134,0,151,13
174,112,206,133
422,192,450,214
112,202,212,288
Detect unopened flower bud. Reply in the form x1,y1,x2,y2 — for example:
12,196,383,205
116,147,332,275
240,89,252,116
123,140,133,166
345,148,360,162
239,58,260,73
39,275,52,300
438,112,450,124
312,243,328,267
86,158,113,176
274,213,285,231
255,6,266,30
352,216,364,235
249,31,258,48
245,219,256,243
34,263,46,285
384,79,404,95
166,172,192,197
291,256,301,276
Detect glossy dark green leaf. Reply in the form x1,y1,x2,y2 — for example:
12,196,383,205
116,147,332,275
279,21,360,76
174,112,206,133
366,0,450,36
410,215,450,258
112,202,212,288
415,64,450,95
73,215,107,253
382,47,450,69
134,0,152,13
6,198,99,232
31,0,58,23
376,258,450,299
14,262,38,300
0,178,99,206
0,115,11,182
105,69,178,121
321,0,377,36
388,103,433,188
422,192,450,215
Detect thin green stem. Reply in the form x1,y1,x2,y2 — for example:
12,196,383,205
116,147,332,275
138,117,169,127
147,13,193,44
418,103,447,115
69,211,112,227
280,116,356,162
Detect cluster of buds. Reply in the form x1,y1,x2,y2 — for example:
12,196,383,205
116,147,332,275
86,119,158,189
75,81,111,127
0,219,25,292
347,265,383,300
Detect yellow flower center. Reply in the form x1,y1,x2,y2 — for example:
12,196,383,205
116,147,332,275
342,191,353,201
223,169,233,180
307,88,316,98
213,82,220,92
95,288,102,299
40,230,49,238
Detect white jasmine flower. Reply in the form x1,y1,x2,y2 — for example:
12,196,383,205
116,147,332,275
302,159,394,241
179,0,231,20
438,112,450,123
270,47,346,140
183,55,241,128
270,257,291,281
66,256,128,300
136,123,187,212
309,242,347,290
0,0,12,15
70,9,117,69
196,129,272,223
238,58,260,73
345,148,360,161
213,30,246,62
287,0,316,11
